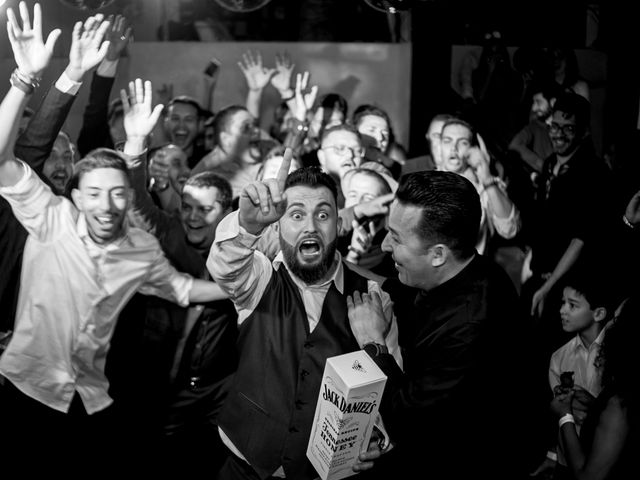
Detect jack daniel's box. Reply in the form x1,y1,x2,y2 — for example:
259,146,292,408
306,350,387,480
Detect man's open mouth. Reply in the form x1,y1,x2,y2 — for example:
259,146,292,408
298,239,322,257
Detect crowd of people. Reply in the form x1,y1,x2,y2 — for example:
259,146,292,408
0,3,638,479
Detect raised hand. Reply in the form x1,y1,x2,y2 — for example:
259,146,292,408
352,193,394,221
238,50,275,91
105,14,132,62
465,133,491,181
347,219,375,261
148,151,171,191
292,71,318,121
6,2,61,79
120,78,164,141
271,51,295,95
66,14,111,82
239,147,293,235
346,290,388,347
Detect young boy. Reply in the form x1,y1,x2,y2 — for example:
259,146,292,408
534,268,619,478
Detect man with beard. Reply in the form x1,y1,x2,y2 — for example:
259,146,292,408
520,92,616,464
41,131,74,194
207,151,401,480
191,105,263,199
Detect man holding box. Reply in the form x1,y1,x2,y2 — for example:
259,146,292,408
347,171,534,479
207,150,401,480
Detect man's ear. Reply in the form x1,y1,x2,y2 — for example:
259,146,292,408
272,222,279,233
593,306,608,323
337,214,342,234
127,187,134,205
317,148,326,170
430,244,448,267
71,188,82,210
220,131,231,152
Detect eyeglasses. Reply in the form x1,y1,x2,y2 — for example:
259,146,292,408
322,145,364,158
547,122,577,136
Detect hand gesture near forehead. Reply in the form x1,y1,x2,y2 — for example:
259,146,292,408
239,147,293,235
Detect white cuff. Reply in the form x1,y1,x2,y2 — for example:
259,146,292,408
55,72,82,96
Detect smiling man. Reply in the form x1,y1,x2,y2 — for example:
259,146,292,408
207,153,401,480
346,170,532,480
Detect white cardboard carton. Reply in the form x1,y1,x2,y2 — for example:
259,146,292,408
307,350,387,480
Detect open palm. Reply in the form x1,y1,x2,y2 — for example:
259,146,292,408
7,2,61,79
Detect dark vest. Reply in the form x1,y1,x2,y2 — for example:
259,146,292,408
218,262,368,480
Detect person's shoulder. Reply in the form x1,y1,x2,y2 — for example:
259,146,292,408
126,225,164,250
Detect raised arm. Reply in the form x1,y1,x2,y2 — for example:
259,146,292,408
15,13,110,173
238,50,274,120
206,148,293,314
77,15,131,155
0,2,60,187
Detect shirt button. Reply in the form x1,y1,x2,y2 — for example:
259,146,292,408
289,426,299,433
303,341,314,349
300,369,309,379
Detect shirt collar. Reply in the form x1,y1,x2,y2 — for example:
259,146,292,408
273,251,344,294
573,324,608,352
77,213,130,251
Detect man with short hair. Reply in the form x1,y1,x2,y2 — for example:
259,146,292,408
317,123,364,206
524,92,615,345
0,7,225,466
347,170,532,480
128,161,237,476
42,131,75,194
207,152,400,479
438,118,520,255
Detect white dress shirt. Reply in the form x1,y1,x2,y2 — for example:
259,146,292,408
0,162,194,414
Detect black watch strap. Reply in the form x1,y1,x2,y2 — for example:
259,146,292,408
363,342,389,358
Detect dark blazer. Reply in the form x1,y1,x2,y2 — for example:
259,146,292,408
77,72,115,156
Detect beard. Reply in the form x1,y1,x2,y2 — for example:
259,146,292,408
280,234,338,285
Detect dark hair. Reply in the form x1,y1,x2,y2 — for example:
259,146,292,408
352,104,391,132
211,105,248,148
166,96,203,117
70,148,130,191
440,117,478,147
549,48,581,88
320,123,362,145
396,170,481,259
269,100,291,143
314,93,348,139
184,171,233,212
552,92,590,133
529,80,562,103
562,266,620,320
284,166,338,206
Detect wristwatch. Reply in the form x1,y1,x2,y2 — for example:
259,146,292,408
363,342,389,358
